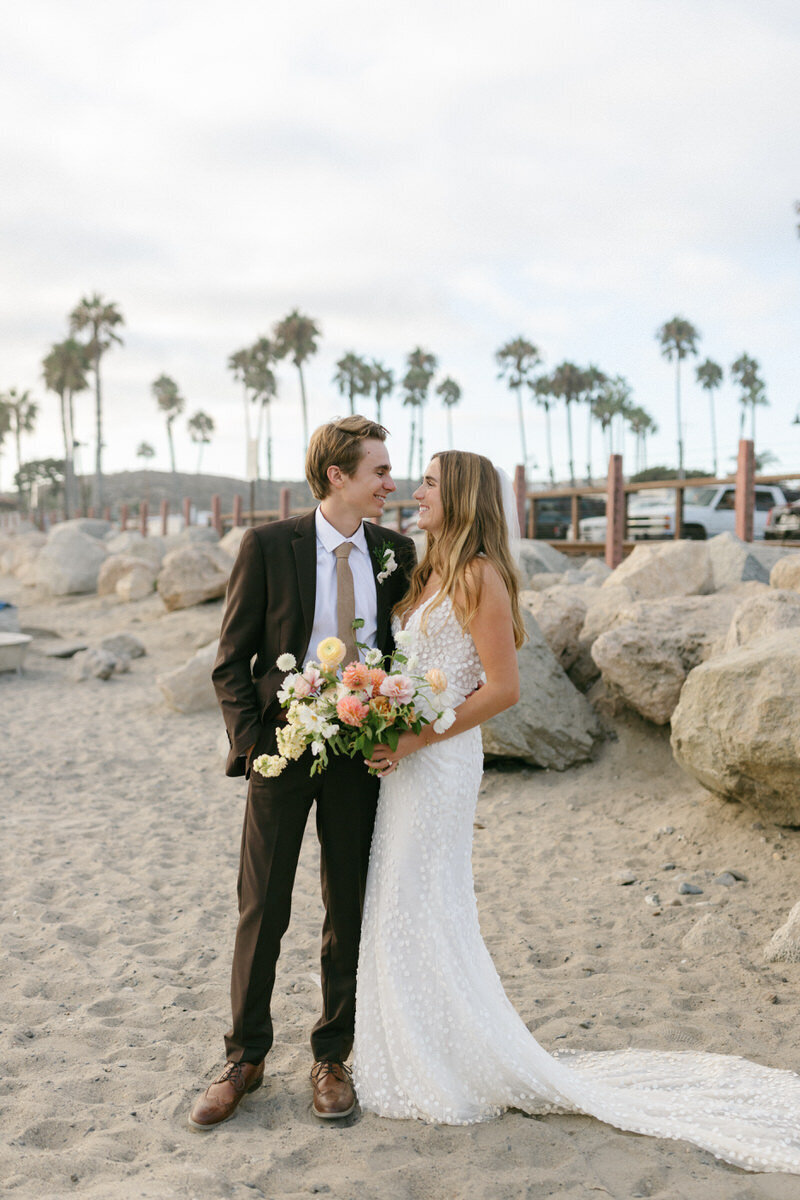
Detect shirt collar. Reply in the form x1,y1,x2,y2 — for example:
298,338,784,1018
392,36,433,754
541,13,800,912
315,506,368,555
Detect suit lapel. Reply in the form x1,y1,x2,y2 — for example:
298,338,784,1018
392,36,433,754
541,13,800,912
291,508,318,655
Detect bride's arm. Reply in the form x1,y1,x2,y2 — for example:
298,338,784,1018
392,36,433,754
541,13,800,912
371,562,519,774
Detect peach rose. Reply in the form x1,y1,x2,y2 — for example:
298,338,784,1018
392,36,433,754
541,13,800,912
379,674,414,704
342,661,370,690
424,668,448,694
336,694,370,727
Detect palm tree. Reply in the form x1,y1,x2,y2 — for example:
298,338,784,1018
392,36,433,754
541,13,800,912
69,293,124,509
369,360,394,425
583,365,607,483
656,316,700,479
402,348,438,478
626,406,658,474
730,354,767,442
548,362,590,486
273,309,321,454
136,441,155,465
530,374,557,485
495,337,541,471
187,411,215,472
591,375,631,462
0,389,39,506
436,377,462,448
247,337,278,481
695,358,723,476
0,398,11,496
42,339,90,519
228,345,256,472
333,352,371,416
152,374,185,473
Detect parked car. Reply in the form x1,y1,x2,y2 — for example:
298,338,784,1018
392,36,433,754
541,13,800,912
765,495,800,540
532,496,605,540
578,483,789,542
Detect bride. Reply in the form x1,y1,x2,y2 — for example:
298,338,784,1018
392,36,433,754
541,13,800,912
352,449,800,1175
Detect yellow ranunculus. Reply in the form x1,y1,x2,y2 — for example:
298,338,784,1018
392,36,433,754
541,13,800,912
317,636,346,668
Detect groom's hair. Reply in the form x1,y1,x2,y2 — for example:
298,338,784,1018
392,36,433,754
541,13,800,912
306,415,389,499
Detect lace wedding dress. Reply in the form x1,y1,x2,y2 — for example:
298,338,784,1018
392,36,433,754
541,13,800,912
352,594,800,1174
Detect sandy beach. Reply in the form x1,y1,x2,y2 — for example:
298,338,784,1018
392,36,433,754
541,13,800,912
2,573,800,1200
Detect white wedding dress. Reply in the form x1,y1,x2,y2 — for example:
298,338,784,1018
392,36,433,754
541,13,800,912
352,594,800,1174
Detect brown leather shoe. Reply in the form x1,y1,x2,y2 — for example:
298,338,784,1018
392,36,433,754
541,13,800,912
188,1060,264,1131
310,1060,356,1119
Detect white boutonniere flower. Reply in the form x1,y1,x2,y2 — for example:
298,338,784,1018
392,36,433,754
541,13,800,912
373,540,397,583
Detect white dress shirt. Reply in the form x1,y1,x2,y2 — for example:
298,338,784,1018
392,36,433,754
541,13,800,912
305,507,378,665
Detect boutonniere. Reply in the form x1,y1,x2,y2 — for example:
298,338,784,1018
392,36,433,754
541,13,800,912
373,540,398,584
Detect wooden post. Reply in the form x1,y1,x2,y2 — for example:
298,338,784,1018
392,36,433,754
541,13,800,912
279,487,291,521
160,498,169,537
120,503,128,531
396,504,403,531
513,465,526,538
735,438,755,542
139,501,148,537
211,494,222,536
529,498,537,539
570,494,580,542
183,496,192,528
605,454,625,569
102,505,111,522
233,494,243,527
88,506,95,519
674,485,684,540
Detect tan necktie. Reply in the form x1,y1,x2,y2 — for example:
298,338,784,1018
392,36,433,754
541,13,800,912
334,542,358,665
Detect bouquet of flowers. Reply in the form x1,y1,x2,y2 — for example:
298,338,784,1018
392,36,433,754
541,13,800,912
252,627,457,780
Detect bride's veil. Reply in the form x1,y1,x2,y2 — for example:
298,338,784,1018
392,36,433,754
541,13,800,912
495,466,522,567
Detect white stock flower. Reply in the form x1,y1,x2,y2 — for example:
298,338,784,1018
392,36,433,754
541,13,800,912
276,652,296,672
394,630,413,648
364,647,383,666
311,740,324,757
433,707,457,734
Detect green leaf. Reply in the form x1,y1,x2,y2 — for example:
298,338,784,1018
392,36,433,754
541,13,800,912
363,741,375,760
352,617,365,630
386,728,400,752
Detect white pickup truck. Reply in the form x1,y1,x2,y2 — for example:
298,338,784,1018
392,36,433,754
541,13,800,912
578,483,788,542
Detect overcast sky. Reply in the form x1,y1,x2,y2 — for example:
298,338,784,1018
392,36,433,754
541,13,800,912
1,0,799,492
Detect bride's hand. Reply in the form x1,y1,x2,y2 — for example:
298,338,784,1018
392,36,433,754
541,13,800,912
368,731,423,777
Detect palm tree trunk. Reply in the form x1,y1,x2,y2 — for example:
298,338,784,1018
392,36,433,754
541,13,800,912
348,388,355,417
675,358,684,479
447,406,453,449
565,400,575,486
709,389,718,476
376,397,382,425
167,421,176,473
585,405,593,484
408,415,416,482
751,400,756,444
14,418,22,505
418,407,425,478
67,392,77,516
545,406,555,485
298,364,309,453
739,403,745,439
266,403,273,482
59,391,72,519
93,341,103,509
197,442,203,473
516,387,527,471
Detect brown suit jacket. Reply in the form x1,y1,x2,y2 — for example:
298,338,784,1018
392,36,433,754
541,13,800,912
212,509,417,776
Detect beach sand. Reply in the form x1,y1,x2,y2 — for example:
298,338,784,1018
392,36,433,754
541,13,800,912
2,574,800,1200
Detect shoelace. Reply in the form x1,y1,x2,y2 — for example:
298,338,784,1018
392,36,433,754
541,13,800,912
310,1060,353,1084
214,1061,250,1093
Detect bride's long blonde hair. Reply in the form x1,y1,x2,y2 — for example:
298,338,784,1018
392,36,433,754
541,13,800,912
395,450,526,649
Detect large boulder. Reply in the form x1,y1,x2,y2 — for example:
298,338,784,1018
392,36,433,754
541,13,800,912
569,584,635,691
722,589,800,652
157,641,219,712
34,528,108,595
481,611,601,770
590,593,740,725
97,554,157,600
0,531,46,577
764,902,800,963
770,556,800,593
708,532,792,590
219,525,249,558
603,541,713,600
105,530,166,568
156,544,231,611
49,517,113,540
517,540,571,584
520,585,593,671
670,630,800,825
99,633,146,659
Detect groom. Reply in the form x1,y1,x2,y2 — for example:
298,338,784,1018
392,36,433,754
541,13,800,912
189,415,416,1130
